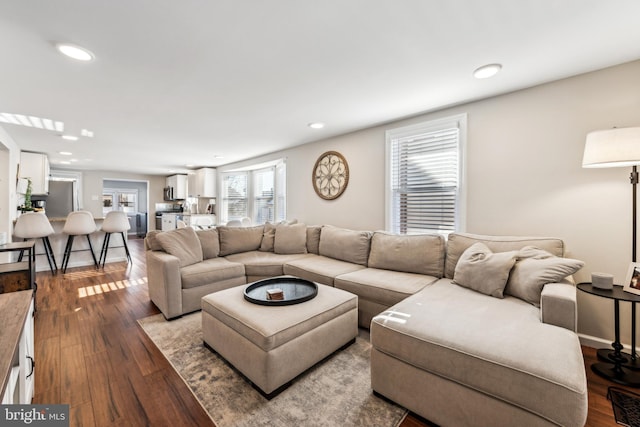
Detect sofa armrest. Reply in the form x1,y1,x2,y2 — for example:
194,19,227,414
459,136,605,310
146,250,183,320
540,281,577,332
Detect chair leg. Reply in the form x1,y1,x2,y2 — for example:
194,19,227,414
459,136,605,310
85,234,98,269
42,237,57,274
99,233,111,268
62,235,74,274
121,232,132,264
45,236,58,273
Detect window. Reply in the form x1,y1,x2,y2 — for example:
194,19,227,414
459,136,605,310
386,114,466,235
221,160,286,224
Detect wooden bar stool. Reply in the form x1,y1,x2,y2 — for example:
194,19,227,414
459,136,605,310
13,212,58,274
61,211,98,273
99,211,131,268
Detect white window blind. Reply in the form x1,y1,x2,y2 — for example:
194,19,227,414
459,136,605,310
222,173,248,221
254,167,275,224
387,115,465,235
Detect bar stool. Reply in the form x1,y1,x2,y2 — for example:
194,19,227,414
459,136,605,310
13,212,58,274
99,210,131,268
61,211,98,273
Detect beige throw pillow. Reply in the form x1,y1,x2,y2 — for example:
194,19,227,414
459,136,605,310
453,242,517,298
259,222,276,252
368,232,445,277
274,223,308,254
155,227,204,267
505,246,584,306
196,228,220,259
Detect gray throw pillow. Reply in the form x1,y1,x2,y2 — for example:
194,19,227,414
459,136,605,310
274,223,308,254
452,242,517,298
505,246,584,306
155,227,204,267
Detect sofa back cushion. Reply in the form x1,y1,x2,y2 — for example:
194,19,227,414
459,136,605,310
368,231,445,277
218,225,265,256
274,222,308,254
445,232,565,279
155,227,203,267
196,228,220,259
318,225,372,266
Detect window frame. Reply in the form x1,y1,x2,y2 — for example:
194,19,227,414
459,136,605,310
385,114,467,235
220,159,286,225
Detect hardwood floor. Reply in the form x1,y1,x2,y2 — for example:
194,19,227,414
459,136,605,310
30,238,627,426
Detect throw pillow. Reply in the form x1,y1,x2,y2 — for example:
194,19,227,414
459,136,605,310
505,246,584,306
452,242,517,298
259,222,276,252
306,225,322,254
155,227,204,267
196,228,220,259
274,222,308,254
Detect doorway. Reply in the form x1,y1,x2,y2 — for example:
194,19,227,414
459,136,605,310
103,179,149,238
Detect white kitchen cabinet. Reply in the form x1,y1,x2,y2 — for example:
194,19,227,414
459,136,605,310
191,168,216,198
166,174,187,200
19,152,50,195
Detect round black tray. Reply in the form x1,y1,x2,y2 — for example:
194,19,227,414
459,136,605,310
244,276,318,306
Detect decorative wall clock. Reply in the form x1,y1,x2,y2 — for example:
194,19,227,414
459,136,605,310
312,151,349,200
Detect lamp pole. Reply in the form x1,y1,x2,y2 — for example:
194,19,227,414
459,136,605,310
631,165,638,363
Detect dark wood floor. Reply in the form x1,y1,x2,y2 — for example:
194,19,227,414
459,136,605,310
30,238,628,426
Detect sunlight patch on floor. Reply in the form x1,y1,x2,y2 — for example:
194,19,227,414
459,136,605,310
78,277,148,298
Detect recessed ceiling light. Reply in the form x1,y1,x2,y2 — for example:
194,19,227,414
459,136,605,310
59,151,73,156
473,63,502,79
308,122,325,129
59,161,71,165
61,135,78,141
56,43,95,61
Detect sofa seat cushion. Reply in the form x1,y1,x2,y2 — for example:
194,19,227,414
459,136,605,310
371,279,587,424
283,255,365,286
180,258,245,289
225,251,314,277
201,284,357,352
334,268,438,307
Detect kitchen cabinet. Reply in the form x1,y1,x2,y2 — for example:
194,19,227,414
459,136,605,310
189,168,216,198
165,174,187,200
19,152,50,195
1,291,35,405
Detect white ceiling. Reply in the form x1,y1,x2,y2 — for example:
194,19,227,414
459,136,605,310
1,0,640,176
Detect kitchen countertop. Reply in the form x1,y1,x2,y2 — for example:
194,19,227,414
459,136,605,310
0,290,32,400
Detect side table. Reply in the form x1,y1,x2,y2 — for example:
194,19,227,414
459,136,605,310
577,283,640,387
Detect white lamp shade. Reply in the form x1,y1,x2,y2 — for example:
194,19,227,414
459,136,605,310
583,127,640,168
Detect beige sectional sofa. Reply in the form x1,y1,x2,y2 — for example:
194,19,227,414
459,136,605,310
144,223,588,426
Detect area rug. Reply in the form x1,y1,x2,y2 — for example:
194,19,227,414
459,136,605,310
138,312,408,427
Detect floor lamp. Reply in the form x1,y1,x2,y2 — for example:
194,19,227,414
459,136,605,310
583,126,640,371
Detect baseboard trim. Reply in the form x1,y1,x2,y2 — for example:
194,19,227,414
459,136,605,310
579,333,613,349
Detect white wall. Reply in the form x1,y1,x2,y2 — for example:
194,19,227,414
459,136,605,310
221,59,640,345
0,126,21,243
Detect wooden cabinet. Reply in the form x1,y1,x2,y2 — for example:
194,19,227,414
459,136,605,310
19,152,50,195
189,168,216,198
0,241,35,295
0,291,35,404
166,174,187,200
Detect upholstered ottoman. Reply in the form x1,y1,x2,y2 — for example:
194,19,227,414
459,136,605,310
201,282,358,398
